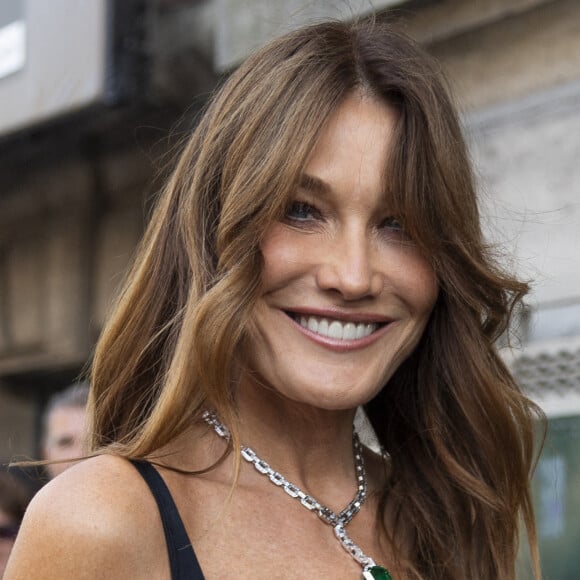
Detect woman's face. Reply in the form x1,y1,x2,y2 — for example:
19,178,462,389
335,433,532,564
247,93,438,410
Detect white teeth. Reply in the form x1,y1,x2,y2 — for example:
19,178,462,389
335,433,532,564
296,315,379,340
328,321,343,339
343,322,356,340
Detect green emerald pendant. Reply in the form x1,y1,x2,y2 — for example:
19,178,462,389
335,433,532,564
362,565,394,580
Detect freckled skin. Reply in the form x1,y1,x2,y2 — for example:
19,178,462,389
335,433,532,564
245,93,439,411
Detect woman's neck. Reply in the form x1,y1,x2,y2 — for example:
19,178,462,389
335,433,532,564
226,375,361,507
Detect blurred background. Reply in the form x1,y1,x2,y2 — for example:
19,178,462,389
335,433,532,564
0,0,578,576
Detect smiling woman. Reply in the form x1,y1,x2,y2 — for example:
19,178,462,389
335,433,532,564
5,18,543,580
251,94,438,412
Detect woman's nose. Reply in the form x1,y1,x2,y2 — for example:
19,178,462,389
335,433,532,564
315,229,383,300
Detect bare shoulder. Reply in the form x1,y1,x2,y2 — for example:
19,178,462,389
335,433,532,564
4,455,167,580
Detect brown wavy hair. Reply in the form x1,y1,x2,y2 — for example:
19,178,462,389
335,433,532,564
90,19,543,579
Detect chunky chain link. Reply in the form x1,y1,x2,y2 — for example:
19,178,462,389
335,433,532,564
334,523,375,568
202,410,388,578
203,410,367,526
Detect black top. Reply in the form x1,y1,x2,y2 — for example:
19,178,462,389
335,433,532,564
131,460,205,580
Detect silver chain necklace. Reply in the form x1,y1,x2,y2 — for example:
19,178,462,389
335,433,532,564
203,410,393,580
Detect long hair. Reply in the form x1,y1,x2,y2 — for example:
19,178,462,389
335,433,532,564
90,19,542,579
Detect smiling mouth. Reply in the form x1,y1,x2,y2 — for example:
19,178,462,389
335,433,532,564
286,313,385,341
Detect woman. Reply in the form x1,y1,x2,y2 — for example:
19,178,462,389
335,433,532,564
6,19,542,579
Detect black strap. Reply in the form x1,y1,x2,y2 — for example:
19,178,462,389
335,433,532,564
131,460,205,580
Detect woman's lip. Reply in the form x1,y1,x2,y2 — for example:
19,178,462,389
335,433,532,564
284,307,392,324
284,311,394,352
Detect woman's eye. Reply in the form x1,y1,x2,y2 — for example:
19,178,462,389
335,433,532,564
286,201,318,221
381,216,404,231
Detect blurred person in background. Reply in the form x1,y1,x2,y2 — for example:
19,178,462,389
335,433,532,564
41,382,89,479
0,469,33,577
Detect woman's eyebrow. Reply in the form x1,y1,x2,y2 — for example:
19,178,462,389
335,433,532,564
299,173,330,195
